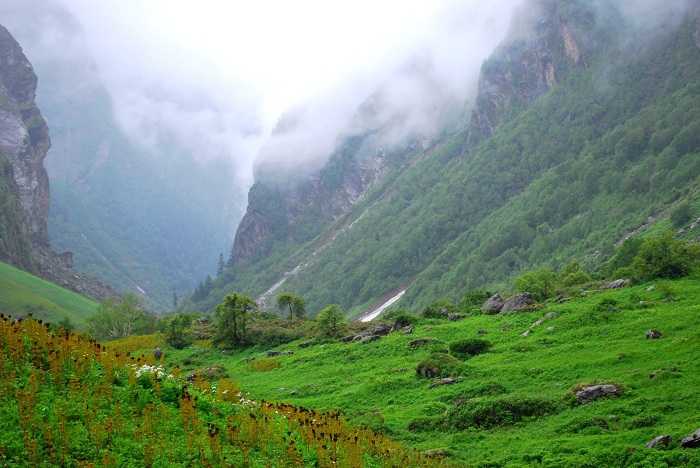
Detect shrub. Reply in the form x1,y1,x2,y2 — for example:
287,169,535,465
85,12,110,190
422,299,457,319
449,339,492,359
595,298,620,313
670,201,693,227
316,304,346,338
632,231,700,280
214,293,257,349
416,353,463,379
445,397,558,429
560,261,592,287
246,320,304,347
459,290,492,311
382,308,418,328
515,268,558,301
248,358,281,372
165,314,194,349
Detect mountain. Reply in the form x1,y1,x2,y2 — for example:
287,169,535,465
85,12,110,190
192,0,700,316
1,5,244,310
0,24,112,300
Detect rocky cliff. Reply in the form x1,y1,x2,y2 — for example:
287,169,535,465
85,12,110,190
0,24,113,300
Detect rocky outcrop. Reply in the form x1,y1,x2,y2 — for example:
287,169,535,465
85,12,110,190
645,435,672,449
681,429,700,448
0,24,114,301
468,0,599,145
481,294,505,314
501,292,536,313
574,384,621,404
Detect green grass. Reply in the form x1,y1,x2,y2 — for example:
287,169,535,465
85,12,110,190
0,260,98,327
163,277,700,466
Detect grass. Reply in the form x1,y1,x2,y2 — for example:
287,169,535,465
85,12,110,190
159,277,700,466
0,260,98,327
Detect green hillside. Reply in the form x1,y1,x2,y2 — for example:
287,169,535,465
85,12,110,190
0,260,98,327
194,2,700,317
165,275,700,466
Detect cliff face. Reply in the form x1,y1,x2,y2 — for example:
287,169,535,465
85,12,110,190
0,24,114,300
468,0,606,144
231,132,384,265
0,25,50,249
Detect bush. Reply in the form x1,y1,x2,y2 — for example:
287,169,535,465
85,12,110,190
416,353,463,379
422,300,457,319
445,397,558,429
595,298,620,313
316,304,346,338
165,314,194,349
632,231,700,280
560,261,592,287
248,358,281,372
449,339,492,359
515,268,558,301
670,201,693,227
458,290,492,311
246,320,303,347
382,308,418,328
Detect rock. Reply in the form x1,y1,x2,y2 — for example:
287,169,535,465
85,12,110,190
646,285,656,292
153,347,163,360
266,350,282,357
645,435,672,449
370,324,392,336
298,340,315,348
605,279,631,290
400,325,414,335
340,335,356,343
501,293,536,313
447,313,466,321
521,311,559,336
681,429,700,448
575,384,621,404
430,377,458,388
408,338,439,349
481,294,504,314
423,448,451,458
645,329,662,339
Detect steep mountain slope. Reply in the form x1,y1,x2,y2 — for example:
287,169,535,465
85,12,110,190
0,24,113,300
2,6,243,310
194,0,700,316
0,260,97,327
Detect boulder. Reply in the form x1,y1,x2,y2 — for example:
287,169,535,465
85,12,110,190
153,347,163,360
447,313,466,321
681,429,700,448
340,335,356,343
605,279,631,290
645,329,662,339
575,384,621,404
429,377,458,388
371,324,393,336
481,294,504,314
266,350,282,357
645,435,672,449
298,340,315,348
400,325,414,335
501,293,536,313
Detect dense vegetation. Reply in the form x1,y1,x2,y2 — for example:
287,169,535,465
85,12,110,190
0,315,449,466
193,5,700,318
0,152,34,272
0,260,97,328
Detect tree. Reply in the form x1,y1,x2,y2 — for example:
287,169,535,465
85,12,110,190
560,260,591,287
217,253,225,276
276,292,306,320
87,294,156,340
632,231,700,280
214,293,257,348
165,314,193,349
515,267,558,301
316,304,345,338
670,201,693,228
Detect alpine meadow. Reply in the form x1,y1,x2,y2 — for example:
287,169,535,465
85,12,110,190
1,0,700,466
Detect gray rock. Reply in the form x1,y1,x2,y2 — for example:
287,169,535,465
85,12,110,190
447,313,466,321
645,435,672,449
681,428,700,448
575,384,621,404
645,329,662,339
370,324,392,336
430,377,458,388
266,350,282,357
340,335,356,343
298,340,315,348
501,293,536,313
605,279,631,290
401,325,414,335
153,347,162,360
481,294,504,314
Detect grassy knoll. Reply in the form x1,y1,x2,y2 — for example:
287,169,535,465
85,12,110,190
0,260,98,327
162,277,700,466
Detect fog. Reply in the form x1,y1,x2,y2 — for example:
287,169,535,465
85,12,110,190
1,0,695,191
